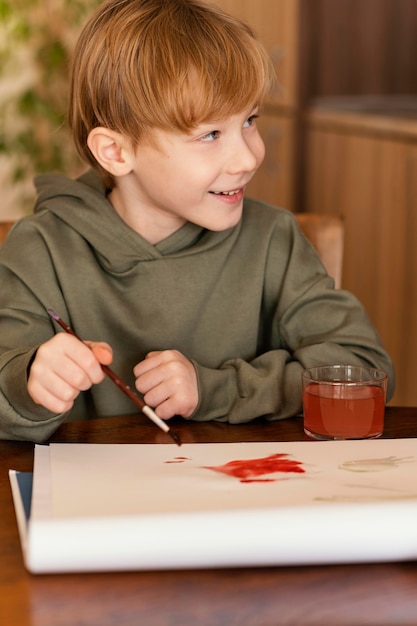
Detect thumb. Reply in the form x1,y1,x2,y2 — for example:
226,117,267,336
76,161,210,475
86,341,113,365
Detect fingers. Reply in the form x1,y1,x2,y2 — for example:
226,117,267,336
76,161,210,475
28,335,197,421
134,350,198,419
27,334,111,414
86,341,113,365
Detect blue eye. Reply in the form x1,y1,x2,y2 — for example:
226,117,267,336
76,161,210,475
244,114,259,128
200,130,220,142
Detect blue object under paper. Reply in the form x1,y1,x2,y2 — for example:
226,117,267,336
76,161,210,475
14,472,33,521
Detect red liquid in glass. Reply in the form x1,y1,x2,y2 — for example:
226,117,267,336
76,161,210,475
303,383,385,439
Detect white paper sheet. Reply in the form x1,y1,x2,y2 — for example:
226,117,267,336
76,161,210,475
14,439,417,573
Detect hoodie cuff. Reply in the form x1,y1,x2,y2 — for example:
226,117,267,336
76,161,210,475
0,348,57,421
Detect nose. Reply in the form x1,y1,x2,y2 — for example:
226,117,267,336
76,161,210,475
226,132,265,175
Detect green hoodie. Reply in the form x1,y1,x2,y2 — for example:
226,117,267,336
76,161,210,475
0,170,394,442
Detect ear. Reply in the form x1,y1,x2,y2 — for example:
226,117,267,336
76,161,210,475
87,128,134,177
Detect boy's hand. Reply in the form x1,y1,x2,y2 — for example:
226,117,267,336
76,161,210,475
27,333,113,414
133,350,198,419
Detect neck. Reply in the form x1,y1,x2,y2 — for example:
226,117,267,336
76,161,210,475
108,187,186,244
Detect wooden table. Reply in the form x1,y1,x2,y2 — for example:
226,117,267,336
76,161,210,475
1,406,417,626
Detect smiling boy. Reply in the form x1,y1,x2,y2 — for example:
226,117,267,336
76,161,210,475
0,0,394,442
101,108,263,243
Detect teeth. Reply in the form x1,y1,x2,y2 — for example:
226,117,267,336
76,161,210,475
212,189,240,196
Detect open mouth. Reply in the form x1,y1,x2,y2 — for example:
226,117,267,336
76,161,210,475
210,188,242,196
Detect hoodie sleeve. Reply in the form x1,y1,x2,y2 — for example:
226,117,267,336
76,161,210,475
0,347,71,442
0,220,83,442
189,215,395,424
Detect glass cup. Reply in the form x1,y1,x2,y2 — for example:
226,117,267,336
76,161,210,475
302,364,388,440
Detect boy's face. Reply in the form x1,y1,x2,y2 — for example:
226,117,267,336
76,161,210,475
120,106,265,240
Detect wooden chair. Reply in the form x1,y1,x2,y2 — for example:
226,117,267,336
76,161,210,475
0,221,16,244
295,212,344,289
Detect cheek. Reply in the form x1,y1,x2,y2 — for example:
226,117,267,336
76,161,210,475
257,136,266,165
251,133,266,168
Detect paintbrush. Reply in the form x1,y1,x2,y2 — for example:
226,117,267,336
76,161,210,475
46,309,182,446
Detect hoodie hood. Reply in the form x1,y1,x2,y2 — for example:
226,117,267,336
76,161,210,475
33,169,234,273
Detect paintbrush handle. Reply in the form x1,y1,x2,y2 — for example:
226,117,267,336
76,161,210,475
46,309,181,444
100,364,170,433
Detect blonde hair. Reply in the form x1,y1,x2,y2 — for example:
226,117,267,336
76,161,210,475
68,0,275,187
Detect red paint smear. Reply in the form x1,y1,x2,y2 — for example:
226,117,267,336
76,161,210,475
165,456,192,464
203,454,305,482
